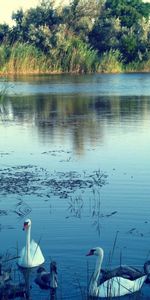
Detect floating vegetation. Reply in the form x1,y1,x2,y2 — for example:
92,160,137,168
0,165,108,199
0,210,8,216
67,196,84,218
12,201,32,218
0,165,109,237
0,201,31,223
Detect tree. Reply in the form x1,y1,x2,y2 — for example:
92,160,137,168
10,1,60,52
105,0,150,27
10,9,24,43
61,0,104,41
0,24,9,43
89,0,150,63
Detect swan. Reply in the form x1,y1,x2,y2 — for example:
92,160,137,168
35,261,58,289
86,247,148,297
18,219,45,268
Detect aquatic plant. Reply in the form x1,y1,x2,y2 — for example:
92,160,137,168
98,50,123,73
59,36,99,73
123,58,150,73
5,43,51,74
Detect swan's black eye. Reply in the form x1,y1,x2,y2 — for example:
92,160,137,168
24,222,28,226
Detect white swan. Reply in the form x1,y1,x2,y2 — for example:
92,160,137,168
86,247,147,298
18,219,45,268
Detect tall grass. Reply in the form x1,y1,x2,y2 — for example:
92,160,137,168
0,40,99,74
5,43,52,74
98,50,123,73
0,45,10,72
60,37,99,73
0,42,149,74
124,59,150,72
50,35,99,73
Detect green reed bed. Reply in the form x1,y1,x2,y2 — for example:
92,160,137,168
5,43,51,74
0,40,99,75
0,42,149,75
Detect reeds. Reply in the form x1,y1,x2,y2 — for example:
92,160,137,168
124,59,150,73
98,50,123,73
59,37,99,73
0,38,99,74
5,43,50,74
0,42,149,74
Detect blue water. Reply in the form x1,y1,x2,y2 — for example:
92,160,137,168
2,73,150,96
0,73,150,299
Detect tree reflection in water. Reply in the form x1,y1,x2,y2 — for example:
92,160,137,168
1,94,150,154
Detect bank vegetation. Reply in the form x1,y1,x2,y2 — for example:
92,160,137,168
0,0,150,74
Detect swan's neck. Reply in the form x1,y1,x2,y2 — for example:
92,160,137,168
89,255,103,295
26,227,31,261
50,271,58,288
94,255,102,281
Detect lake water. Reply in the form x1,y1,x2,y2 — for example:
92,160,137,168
0,73,150,299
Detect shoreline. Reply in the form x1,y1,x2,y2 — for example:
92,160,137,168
0,70,150,76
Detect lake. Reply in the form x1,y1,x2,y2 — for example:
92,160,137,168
0,73,150,299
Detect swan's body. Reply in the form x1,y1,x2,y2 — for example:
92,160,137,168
101,264,147,283
35,262,58,289
18,219,45,268
87,247,147,298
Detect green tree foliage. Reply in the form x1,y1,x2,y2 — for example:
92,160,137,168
89,0,150,63
106,0,150,26
10,9,24,43
0,24,9,43
61,0,104,40
10,1,60,52
0,0,149,73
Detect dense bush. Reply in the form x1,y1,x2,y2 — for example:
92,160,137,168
0,0,149,73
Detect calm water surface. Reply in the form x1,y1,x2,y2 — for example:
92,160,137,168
0,73,150,299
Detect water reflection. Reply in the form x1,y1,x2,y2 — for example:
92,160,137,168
1,73,150,96
19,267,32,299
1,94,150,154
1,75,150,299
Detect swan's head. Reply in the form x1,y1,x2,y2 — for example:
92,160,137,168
86,247,104,258
23,219,31,230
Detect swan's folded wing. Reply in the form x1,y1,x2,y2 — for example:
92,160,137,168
100,275,146,297
30,240,45,264
100,265,144,283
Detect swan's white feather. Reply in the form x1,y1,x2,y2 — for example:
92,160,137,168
92,275,146,297
88,247,147,298
18,219,45,269
18,239,45,268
